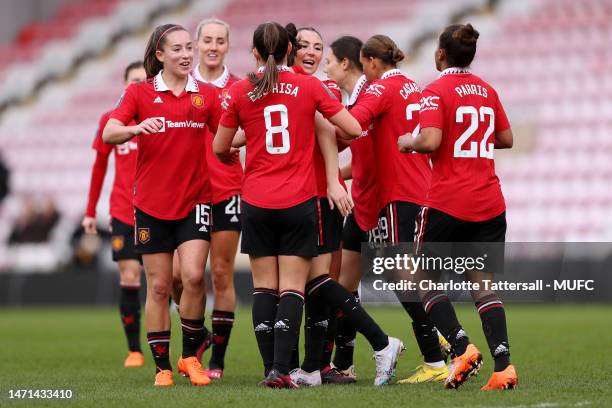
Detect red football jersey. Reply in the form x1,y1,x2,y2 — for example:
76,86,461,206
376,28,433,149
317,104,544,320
111,72,222,220
220,68,344,209
346,75,379,231
313,79,346,197
350,69,431,211
88,110,137,225
194,65,244,203
419,68,510,221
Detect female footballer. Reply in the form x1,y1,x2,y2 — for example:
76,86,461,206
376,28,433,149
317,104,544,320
345,34,450,384
398,23,517,390
103,24,223,387
215,22,404,388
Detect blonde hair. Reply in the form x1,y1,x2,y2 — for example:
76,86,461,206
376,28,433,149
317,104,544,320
195,17,230,41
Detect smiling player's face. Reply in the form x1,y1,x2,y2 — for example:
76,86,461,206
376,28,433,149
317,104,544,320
157,30,194,77
197,23,229,70
296,30,323,75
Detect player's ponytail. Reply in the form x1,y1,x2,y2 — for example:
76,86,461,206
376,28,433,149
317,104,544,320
439,23,479,68
330,36,363,72
248,22,291,100
144,24,186,78
361,35,404,67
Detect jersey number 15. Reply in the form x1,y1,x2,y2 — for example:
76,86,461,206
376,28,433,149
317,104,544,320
454,105,494,159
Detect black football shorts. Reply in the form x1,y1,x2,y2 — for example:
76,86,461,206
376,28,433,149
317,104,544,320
134,204,212,254
241,198,318,257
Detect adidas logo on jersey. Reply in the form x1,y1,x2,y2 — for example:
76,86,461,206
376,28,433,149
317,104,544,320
230,215,239,223
153,96,163,104
274,320,289,330
254,323,271,332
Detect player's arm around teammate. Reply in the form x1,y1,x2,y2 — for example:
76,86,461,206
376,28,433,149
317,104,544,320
104,24,223,387
83,62,147,368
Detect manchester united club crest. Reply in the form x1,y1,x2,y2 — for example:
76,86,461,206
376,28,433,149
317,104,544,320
138,228,150,244
111,235,125,251
191,94,204,108
221,89,231,110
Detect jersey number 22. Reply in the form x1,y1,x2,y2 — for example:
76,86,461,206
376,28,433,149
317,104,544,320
454,105,494,159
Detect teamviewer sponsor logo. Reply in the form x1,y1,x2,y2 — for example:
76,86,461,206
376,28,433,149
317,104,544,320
148,118,206,132
165,120,206,129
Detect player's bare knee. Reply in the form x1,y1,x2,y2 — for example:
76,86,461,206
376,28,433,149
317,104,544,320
212,271,233,293
118,262,141,285
181,270,205,291
150,281,171,302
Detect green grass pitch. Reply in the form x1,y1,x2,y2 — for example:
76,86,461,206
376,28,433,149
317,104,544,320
1,304,611,407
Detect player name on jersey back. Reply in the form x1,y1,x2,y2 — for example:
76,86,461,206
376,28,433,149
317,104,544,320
248,82,299,102
454,83,488,98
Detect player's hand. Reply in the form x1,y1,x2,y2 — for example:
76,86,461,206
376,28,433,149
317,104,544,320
398,134,414,153
217,147,240,165
134,118,163,135
81,216,97,235
327,181,354,217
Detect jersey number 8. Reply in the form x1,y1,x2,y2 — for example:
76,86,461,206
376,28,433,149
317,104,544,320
454,105,495,159
264,104,290,155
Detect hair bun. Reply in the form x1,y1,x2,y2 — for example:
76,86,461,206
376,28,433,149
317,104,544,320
391,48,404,63
285,23,297,39
453,23,479,45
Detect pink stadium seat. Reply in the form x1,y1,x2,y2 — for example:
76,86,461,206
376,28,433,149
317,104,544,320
1,0,119,70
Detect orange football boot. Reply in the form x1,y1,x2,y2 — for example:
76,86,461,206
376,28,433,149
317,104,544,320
124,351,144,368
481,364,518,390
444,343,483,389
177,356,212,386
154,370,174,387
